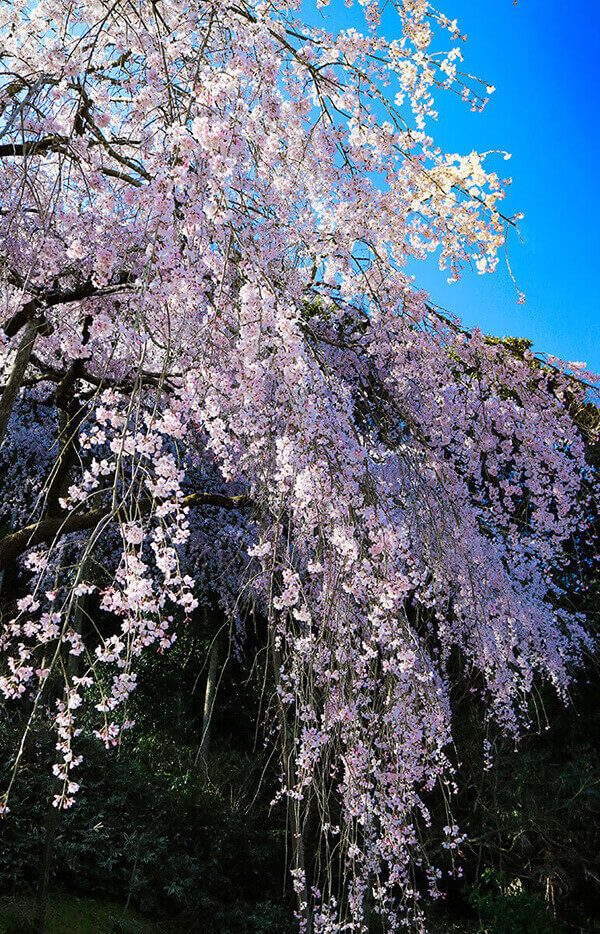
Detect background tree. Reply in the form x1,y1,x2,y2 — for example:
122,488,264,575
0,1,598,932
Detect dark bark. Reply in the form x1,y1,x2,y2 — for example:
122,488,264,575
44,318,92,518
3,273,136,340
0,136,68,160
0,317,41,445
0,492,253,571
32,778,60,934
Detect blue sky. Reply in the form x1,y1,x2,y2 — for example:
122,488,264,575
304,0,600,373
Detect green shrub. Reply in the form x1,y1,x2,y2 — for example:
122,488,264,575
468,871,561,934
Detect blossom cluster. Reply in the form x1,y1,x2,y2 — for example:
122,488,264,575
0,1,597,931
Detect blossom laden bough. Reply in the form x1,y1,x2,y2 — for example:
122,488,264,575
0,0,597,931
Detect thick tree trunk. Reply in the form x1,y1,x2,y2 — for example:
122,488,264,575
0,504,18,598
0,317,39,446
32,778,60,934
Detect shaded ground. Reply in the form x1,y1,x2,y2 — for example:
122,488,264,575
0,894,163,934
0,893,481,934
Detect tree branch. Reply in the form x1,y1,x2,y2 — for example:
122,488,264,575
0,136,69,160
0,492,253,571
3,276,136,339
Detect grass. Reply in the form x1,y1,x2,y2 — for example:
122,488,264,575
0,893,164,934
0,892,486,934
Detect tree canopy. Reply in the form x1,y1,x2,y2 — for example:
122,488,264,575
0,1,597,931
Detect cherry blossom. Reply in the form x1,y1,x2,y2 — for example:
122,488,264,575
0,1,597,931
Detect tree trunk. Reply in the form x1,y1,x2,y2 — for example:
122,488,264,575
32,778,60,934
0,317,39,446
0,504,18,598
197,636,220,765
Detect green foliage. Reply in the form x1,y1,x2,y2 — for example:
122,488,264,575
0,601,293,933
440,664,600,934
468,871,560,934
0,719,292,931
0,893,162,934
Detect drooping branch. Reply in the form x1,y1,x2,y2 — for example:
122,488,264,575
0,278,139,452
0,128,149,189
0,492,253,571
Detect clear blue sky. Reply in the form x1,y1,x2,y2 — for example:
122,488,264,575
303,0,600,373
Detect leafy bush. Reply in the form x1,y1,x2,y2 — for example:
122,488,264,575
0,720,293,931
0,607,293,934
468,871,560,934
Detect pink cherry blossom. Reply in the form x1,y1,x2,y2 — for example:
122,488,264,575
0,1,597,930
